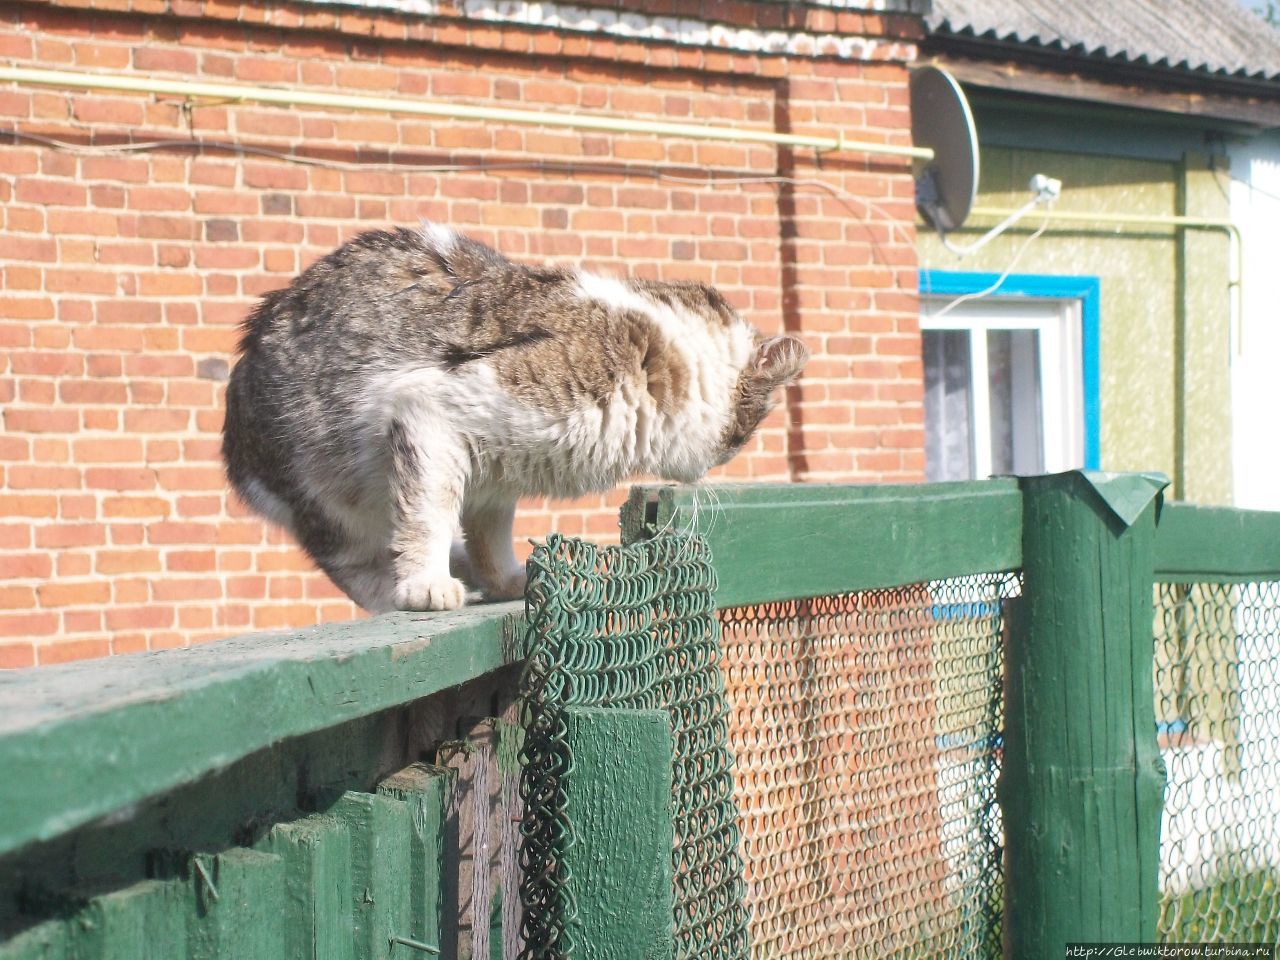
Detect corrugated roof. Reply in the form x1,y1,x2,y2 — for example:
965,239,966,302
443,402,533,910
928,0,1280,82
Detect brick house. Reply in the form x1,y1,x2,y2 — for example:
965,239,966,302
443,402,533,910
0,0,929,665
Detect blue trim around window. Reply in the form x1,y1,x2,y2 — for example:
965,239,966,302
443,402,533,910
919,270,1102,471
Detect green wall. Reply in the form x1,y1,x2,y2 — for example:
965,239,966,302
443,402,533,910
917,137,1233,504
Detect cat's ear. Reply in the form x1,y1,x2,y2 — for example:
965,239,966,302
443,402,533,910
751,334,809,388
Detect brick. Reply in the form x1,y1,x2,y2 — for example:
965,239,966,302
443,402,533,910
84,467,156,491
0,643,36,669
74,438,145,463
8,463,81,489
35,524,107,549
153,578,221,601
147,521,219,544
0,495,57,518
166,549,217,572
56,551,93,575
103,496,170,518
16,179,88,206
4,408,79,434
11,351,84,376
123,410,192,433
0,585,37,611
204,218,239,242
133,47,198,72
38,581,112,607
135,215,199,240
96,549,163,575
0,552,52,579
243,163,308,191
178,606,216,629
0,612,58,639
80,156,151,183
38,639,111,664
105,605,174,630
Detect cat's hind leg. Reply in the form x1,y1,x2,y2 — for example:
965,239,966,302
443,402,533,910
319,554,399,614
387,414,469,611
288,499,400,612
461,492,526,602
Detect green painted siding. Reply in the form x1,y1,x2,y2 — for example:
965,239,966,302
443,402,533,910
918,140,1233,503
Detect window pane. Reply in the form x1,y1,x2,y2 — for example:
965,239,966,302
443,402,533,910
924,330,973,482
987,329,1044,475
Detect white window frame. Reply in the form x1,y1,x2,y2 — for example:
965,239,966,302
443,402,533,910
921,296,1086,480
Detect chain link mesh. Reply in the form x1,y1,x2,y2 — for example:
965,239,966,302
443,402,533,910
1154,580,1280,943
517,533,751,960
719,574,1015,960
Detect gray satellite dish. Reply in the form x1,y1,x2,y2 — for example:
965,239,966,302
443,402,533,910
911,65,979,232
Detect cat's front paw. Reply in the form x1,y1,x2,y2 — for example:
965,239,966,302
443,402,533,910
481,565,527,602
395,573,468,611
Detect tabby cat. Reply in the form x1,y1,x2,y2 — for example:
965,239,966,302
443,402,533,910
222,224,807,611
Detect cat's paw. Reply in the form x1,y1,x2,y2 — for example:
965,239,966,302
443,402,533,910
481,565,527,602
395,573,468,611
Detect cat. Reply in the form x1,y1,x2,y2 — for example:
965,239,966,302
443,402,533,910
222,223,808,612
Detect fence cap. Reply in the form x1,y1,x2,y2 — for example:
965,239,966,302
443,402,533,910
1022,471,1169,528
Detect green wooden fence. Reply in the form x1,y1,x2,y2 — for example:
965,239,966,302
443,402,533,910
2,471,1279,958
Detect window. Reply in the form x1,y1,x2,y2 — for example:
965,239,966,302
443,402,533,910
920,272,1100,482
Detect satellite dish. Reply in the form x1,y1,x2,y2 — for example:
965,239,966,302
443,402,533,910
911,65,979,232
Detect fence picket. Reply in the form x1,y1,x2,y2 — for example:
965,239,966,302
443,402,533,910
559,706,675,960
331,793,413,960
68,880,187,960
0,920,68,960
377,763,454,957
183,848,286,959
257,816,355,960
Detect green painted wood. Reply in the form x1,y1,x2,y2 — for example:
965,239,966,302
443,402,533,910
1002,472,1167,958
559,707,674,960
0,710,418,936
330,792,413,960
0,920,68,960
621,480,1022,607
0,605,524,859
184,848,287,960
66,880,186,960
257,816,355,960
1155,502,1280,581
376,764,453,954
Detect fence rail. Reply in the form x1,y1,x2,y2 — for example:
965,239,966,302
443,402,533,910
2,472,1279,959
0,605,524,859
1155,503,1280,581
1150,501,1280,947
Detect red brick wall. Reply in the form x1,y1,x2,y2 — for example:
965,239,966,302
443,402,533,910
0,0,925,666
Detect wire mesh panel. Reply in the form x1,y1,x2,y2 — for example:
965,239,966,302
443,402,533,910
1154,580,1280,943
518,533,751,960
719,574,1015,960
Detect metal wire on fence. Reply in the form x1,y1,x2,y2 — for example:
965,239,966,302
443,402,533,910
518,533,751,960
1154,580,1280,943
718,574,1016,960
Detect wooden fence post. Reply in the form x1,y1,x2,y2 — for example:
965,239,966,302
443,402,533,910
560,706,674,960
1003,471,1168,957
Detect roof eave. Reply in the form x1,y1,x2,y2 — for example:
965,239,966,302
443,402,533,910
924,32,1280,115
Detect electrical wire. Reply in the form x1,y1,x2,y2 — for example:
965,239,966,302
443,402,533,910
0,126,917,253
920,207,1053,322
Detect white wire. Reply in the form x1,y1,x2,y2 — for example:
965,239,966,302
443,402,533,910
921,207,1053,322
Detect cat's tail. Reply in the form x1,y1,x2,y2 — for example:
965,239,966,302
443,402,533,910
417,220,512,284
